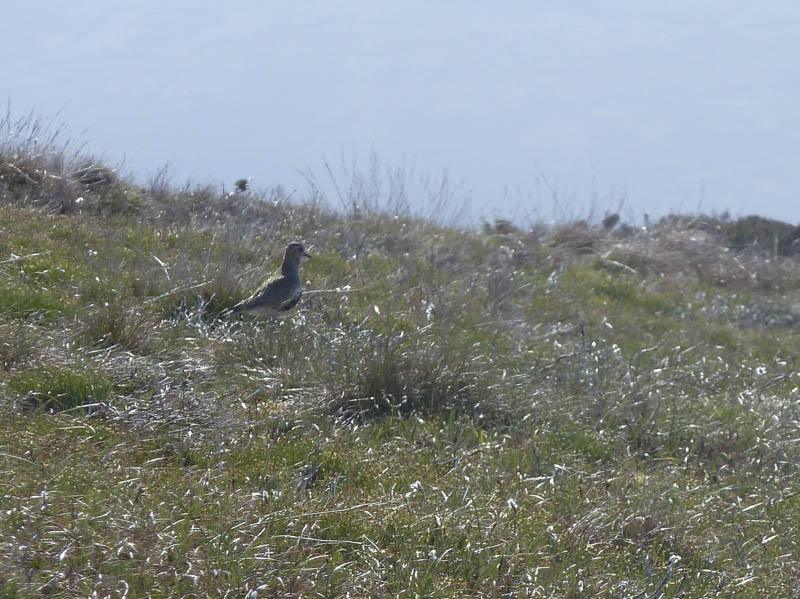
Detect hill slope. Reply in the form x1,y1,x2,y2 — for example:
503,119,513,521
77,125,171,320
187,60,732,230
2,139,800,597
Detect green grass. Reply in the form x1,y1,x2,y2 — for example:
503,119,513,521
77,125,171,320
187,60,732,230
3,138,800,596
8,366,112,412
0,286,74,320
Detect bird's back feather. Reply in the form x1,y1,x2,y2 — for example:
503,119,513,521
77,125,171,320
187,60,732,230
233,274,302,315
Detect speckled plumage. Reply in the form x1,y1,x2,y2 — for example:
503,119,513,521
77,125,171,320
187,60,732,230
233,242,310,316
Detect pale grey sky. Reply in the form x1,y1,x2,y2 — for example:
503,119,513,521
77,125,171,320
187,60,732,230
4,2,800,224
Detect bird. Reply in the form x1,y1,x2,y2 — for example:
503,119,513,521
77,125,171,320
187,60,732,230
232,241,311,316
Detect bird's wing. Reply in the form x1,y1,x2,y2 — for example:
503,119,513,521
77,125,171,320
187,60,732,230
235,277,299,312
276,290,302,312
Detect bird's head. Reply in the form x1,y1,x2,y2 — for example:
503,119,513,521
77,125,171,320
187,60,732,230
285,241,311,263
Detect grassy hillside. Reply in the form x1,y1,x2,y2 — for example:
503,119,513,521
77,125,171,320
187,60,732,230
3,127,800,597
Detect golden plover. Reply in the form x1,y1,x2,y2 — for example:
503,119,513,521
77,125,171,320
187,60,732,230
232,241,311,316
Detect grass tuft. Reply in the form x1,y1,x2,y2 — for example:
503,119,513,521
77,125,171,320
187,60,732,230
78,301,153,352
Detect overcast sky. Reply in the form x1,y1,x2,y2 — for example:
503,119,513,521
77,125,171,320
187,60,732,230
4,2,800,225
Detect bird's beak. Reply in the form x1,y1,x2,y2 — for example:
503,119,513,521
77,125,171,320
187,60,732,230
303,249,311,258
